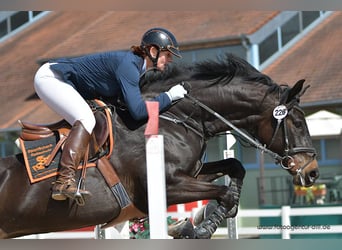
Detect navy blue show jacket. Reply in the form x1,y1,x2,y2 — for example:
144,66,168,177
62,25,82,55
49,50,171,120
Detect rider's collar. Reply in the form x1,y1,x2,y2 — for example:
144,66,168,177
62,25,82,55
142,59,147,72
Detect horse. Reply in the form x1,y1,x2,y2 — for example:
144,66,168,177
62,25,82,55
0,53,319,239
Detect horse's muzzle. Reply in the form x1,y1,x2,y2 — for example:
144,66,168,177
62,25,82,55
292,159,319,187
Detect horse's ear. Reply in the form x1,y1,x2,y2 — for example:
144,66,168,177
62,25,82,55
287,79,305,103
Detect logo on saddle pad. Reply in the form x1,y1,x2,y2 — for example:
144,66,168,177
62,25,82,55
20,135,62,183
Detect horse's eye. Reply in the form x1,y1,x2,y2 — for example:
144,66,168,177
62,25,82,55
293,120,302,128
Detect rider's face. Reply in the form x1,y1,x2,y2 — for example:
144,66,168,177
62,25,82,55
156,50,173,71
147,47,173,71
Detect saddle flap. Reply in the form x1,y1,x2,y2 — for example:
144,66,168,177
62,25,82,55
93,111,109,148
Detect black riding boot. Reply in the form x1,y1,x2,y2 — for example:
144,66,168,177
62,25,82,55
52,120,92,201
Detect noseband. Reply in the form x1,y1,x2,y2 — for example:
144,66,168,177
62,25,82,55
267,104,316,184
182,93,316,184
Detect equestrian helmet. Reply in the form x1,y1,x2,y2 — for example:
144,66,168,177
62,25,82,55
141,27,181,58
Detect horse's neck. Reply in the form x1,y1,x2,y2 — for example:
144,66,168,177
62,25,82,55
196,82,276,136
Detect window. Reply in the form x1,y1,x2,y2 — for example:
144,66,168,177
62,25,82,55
0,11,47,43
0,19,7,38
312,139,322,161
325,138,341,160
307,138,341,165
259,31,278,64
257,11,330,70
10,11,29,31
281,13,300,47
32,11,43,17
302,11,320,29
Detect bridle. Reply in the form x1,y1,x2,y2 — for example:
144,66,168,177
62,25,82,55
161,83,316,185
265,103,316,184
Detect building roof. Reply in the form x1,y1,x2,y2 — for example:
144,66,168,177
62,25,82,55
0,11,340,129
306,110,342,136
263,11,342,108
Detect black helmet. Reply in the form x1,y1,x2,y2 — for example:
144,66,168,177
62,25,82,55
141,27,181,58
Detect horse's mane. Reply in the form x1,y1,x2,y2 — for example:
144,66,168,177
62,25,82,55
141,53,280,93
193,53,274,85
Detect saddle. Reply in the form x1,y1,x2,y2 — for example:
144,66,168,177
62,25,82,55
20,102,111,158
18,99,146,225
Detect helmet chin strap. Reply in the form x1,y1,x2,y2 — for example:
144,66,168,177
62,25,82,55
144,46,160,70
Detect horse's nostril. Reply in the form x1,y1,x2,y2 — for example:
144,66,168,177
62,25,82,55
309,170,319,179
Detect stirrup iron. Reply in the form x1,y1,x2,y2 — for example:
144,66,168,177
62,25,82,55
74,177,86,206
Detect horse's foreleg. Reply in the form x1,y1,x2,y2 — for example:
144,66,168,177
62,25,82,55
168,159,246,239
196,158,245,217
225,177,243,217
198,158,246,180
169,204,233,239
190,178,243,239
166,176,234,239
173,159,245,238
166,176,234,209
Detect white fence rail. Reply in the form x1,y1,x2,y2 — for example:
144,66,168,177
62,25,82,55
214,205,342,239
18,231,95,239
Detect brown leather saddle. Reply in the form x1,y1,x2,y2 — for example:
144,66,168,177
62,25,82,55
19,103,112,162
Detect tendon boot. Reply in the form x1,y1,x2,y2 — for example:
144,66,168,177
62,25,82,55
194,205,228,239
225,178,243,218
52,120,92,201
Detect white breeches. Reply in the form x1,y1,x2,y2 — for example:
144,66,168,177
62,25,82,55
34,63,96,134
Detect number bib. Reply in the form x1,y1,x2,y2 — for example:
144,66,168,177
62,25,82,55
273,105,288,120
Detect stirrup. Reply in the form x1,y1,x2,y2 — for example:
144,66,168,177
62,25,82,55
74,177,90,206
74,193,86,206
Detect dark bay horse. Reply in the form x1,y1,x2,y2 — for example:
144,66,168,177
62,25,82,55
0,54,319,239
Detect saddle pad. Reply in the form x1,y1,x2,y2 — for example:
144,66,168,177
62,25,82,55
20,134,61,183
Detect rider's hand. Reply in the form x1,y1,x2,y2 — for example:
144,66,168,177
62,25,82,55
166,84,188,101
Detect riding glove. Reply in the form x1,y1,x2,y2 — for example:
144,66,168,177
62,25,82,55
166,84,188,101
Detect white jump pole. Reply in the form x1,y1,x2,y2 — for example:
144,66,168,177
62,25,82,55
224,134,238,239
144,101,168,239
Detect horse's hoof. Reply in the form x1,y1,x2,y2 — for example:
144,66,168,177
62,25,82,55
194,227,212,239
168,218,195,239
193,203,217,226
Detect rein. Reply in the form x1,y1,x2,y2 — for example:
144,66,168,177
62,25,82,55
182,93,316,185
184,94,283,162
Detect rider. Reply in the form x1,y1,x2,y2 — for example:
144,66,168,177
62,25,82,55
34,27,187,201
